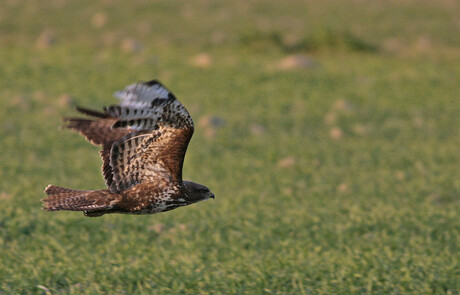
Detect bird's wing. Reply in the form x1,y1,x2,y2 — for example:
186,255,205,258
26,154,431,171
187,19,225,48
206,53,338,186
109,126,193,192
65,108,130,146
65,80,194,193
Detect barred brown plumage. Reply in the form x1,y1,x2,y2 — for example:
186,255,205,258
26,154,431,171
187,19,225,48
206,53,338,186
42,80,214,217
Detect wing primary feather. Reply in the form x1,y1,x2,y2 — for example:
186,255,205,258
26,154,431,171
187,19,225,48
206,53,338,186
75,106,109,118
145,80,160,86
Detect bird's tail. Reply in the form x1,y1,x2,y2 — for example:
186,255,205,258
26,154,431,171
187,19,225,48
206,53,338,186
42,185,119,217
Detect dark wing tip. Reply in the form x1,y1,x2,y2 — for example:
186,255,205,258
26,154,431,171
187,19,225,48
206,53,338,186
167,92,176,100
75,106,108,118
144,80,161,86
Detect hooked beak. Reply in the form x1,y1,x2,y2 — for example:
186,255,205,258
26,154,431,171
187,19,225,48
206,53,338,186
209,193,215,199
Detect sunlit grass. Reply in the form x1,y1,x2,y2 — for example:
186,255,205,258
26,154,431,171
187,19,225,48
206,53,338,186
0,0,459,294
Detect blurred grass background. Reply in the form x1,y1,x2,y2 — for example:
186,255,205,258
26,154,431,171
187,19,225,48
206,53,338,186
0,0,459,294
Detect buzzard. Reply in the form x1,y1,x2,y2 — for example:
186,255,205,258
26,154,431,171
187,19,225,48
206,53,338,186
42,80,214,217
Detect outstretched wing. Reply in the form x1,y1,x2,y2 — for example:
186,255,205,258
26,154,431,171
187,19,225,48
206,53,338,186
65,80,194,193
65,107,130,146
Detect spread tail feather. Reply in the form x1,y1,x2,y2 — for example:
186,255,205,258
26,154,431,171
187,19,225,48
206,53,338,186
42,185,119,217
44,185,87,195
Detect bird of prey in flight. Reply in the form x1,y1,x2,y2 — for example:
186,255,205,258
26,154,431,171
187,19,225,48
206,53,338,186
42,80,214,217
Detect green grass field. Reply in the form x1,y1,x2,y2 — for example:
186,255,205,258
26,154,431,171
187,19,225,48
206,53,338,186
1,0,459,294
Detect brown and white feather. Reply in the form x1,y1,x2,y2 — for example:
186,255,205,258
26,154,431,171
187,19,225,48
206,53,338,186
42,80,212,217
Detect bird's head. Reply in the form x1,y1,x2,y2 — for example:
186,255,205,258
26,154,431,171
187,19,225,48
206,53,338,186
182,181,215,203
